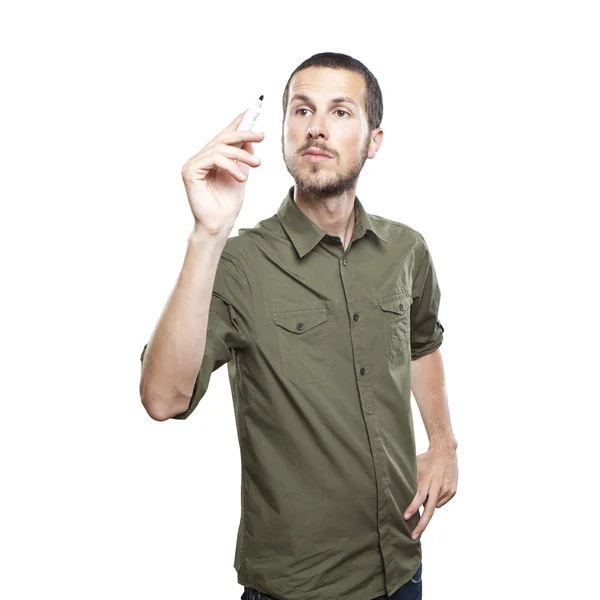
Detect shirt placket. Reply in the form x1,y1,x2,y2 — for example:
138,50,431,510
338,244,402,593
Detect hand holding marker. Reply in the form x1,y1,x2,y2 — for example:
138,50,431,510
180,95,264,236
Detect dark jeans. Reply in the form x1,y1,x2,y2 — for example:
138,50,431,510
241,561,423,600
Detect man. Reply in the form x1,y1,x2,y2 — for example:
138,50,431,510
139,52,458,600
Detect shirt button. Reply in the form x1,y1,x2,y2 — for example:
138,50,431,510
343,258,347,266
360,367,365,375
353,313,359,321
399,304,404,312
297,322,304,331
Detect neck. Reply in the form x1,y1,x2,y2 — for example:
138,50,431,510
293,184,357,249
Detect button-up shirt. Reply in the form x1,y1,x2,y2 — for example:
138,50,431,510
140,185,444,600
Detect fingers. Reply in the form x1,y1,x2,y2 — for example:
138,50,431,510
404,490,427,521
212,143,261,167
220,130,265,146
435,482,458,508
182,114,264,184
204,111,263,152
189,144,261,183
210,153,247,182
201,130,264,162
410,487,440,540
219,109,265,143
226,110,248,132
243,140,256,155
185,130,262,167
436,495,452,509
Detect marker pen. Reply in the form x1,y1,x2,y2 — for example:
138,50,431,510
233,95,263,163
238,94,263,134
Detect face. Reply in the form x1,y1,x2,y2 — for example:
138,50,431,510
281,67,380,199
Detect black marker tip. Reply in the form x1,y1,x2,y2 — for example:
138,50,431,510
259,95,264,101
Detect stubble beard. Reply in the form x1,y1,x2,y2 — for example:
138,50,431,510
281,134,370,200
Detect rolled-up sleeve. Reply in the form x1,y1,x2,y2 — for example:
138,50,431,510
140,250,254,419
410,235,444,360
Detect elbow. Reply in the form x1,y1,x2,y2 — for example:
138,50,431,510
140,373,174,421
139,364,193,421
141,392,190,421
141,395,170,421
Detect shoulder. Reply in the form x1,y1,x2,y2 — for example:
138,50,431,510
367,213,434,279
215,212,283,275
223,212,285,255
369,213,427,248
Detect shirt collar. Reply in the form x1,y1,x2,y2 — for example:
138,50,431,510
277,186,388,258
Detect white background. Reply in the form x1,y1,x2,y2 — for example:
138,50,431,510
1,1,598,598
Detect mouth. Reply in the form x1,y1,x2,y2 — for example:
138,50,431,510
302,149,333,162
303,154,332,163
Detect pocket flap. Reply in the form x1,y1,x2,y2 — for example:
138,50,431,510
273,310,328,334
378,293,411,315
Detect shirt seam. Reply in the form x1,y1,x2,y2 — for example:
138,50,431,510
412,232,428,290
368,214,419,234
221,249,257,342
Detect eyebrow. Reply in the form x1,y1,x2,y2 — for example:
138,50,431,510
290,93,357,107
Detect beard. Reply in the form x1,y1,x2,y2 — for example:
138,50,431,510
281,135,370,199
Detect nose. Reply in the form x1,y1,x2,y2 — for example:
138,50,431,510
306,118,327,140
307,127,326,140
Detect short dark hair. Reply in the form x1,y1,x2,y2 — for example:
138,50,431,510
281,52,384,132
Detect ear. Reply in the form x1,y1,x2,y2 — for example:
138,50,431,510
368,128,384,159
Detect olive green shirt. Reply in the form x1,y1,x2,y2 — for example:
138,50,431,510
140,186,444,600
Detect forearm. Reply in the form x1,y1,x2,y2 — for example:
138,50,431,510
410,349,457,449
140,227,229,420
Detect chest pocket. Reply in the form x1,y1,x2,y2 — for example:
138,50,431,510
378,292,412,363
273,307,329,385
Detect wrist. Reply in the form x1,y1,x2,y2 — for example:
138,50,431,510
189,224,231,247
429,435,458,451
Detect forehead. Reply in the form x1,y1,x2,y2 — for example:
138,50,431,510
288,67,366,109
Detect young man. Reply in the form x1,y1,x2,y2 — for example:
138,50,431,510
140,52,458,600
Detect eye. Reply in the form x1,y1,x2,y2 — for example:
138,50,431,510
294,108,350,117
